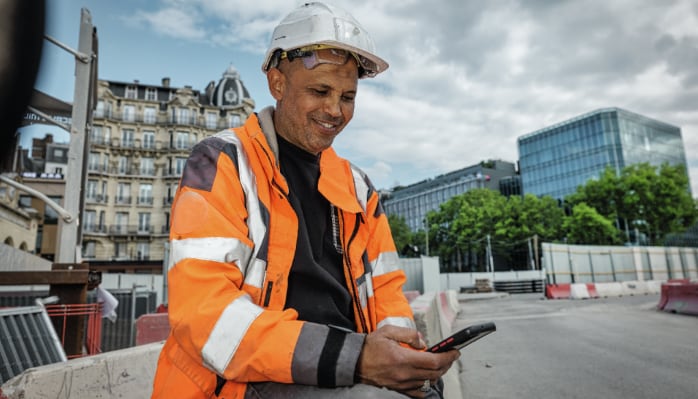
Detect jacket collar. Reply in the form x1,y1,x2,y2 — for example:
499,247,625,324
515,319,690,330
255,106,363,214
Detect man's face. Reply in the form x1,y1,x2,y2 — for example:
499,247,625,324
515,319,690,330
268,57,359,154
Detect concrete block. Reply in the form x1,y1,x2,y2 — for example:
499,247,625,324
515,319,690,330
645,280,662,294
0,342,164,399
569,283,590,299
595,282,624,298
621,281,649,296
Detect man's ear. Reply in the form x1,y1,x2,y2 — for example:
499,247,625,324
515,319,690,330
267,68,286,101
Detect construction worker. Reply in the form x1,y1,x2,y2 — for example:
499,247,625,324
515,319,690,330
151,3,459,398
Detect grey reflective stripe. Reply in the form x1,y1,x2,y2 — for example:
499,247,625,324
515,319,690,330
370,251,400,277
350,165,369,213
201,294,263,374
377,316,416,330
169,237,251,271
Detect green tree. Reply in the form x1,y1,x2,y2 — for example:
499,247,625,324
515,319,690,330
563,203,620,245
493,194,566,268
387,214,414,255
566,163,697,244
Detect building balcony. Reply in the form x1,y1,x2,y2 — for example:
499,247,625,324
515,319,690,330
85,194,109,204
93,110,238,131
82,224,108,234
87,164,108,174
114,196,131,205
108,224,154,235
137,196,154,206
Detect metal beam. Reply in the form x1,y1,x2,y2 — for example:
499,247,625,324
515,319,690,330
0,174,73,223
26,105,72,131
55,8,95,263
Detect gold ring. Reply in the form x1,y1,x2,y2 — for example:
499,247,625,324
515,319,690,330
420,379,431,392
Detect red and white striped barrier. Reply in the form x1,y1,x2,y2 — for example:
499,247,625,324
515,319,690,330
546,280,664,299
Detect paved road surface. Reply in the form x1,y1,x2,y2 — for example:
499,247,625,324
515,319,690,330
454,293,698,399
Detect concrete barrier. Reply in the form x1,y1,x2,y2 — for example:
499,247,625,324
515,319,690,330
646,280,662,294
545,283,571,299
1,290,462,399
410,291,462,399
595,282,624,298
657,280,698,316
0,342,164,399
570,283,590,299
621,281,649,296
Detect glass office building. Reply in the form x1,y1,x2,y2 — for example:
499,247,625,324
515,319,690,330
518,108,689,200
382,160,517,231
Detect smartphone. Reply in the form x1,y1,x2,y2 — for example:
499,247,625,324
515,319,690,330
427,322,496,353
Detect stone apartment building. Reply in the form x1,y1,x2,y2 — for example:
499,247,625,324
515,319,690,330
81,65,254,265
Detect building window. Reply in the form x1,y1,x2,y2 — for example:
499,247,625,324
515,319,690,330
206,112,218,129
116,182,131,204
144,106,157,124
140,157,154,176
125,85,138,99
138,212,151,233
145,88,157,101
91,125,102,144
86,179,98,200
175,108,191,125
84,210,96,232
114,241,128,259
95,100,112,118
175,157,187,174
44,196,62,225
19,195,32,208
121,128,135,148
175,131,189,149
83,241,96,258
136,242,150,260
142,131,155,149
228,114,241,128
122,105,135,122
88,152,101,172
138,183,153,205
118,156,130,174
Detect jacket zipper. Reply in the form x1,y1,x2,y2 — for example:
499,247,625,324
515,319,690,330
342,210,368,332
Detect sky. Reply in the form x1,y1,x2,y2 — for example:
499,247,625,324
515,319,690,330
28,0,698,194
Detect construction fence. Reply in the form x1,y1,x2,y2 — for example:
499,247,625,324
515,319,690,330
542,243,698,284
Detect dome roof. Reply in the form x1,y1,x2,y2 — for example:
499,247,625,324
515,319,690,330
210,64,251,108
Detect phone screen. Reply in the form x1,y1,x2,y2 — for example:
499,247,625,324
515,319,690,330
427,322,496,353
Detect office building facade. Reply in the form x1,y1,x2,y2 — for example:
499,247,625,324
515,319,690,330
518,108,689,200
82,65,254,264
382,160,518,231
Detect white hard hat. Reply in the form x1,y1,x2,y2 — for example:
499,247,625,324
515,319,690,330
262,2,388,78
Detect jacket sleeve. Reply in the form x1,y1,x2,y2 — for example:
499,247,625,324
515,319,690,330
361,174,416,331
168,136,363,387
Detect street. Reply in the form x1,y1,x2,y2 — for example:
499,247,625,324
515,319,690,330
455,293,698,399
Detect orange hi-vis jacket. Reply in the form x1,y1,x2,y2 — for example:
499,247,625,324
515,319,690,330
151,107,416,398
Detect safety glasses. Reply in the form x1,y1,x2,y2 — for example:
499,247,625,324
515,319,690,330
280,44,378,78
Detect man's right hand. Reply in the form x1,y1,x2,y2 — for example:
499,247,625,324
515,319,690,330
355,325,460,398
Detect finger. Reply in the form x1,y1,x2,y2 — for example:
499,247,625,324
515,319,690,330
382,326,424,348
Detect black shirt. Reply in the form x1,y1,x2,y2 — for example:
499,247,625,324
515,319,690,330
277,134,356,331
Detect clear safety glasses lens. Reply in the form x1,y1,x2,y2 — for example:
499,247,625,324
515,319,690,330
282,47,378,77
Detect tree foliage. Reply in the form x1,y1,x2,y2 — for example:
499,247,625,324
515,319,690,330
387,214,415,255
567,163,697,244
384,162,696,270
562,203,620,245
